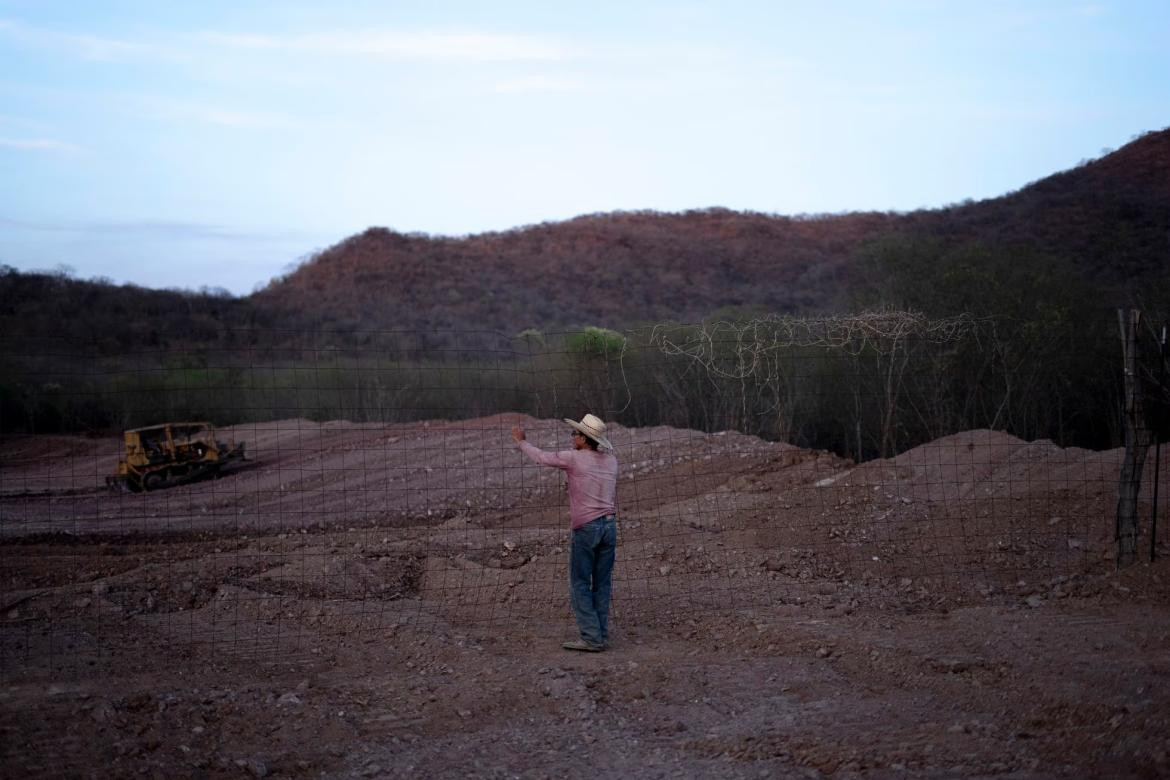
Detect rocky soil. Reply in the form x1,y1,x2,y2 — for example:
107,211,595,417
2,416,1169,777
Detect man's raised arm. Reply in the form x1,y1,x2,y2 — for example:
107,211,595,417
512,425,569,468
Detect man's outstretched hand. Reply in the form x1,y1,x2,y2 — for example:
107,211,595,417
511,426,526,443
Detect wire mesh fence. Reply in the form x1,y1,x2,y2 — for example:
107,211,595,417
1,318,1165,679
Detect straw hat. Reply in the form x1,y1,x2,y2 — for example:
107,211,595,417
564,413,612,450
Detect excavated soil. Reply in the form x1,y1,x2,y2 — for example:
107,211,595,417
2,415,1169,778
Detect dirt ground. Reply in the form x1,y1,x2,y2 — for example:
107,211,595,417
2,415,1169,778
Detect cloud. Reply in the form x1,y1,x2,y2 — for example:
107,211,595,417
2,18,572,70
0,18,158,61
0,216,305,242
0,136,81,153
139,98,293,129
201,29,572,62
489,75,591,94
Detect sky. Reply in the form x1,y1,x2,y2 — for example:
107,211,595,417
1,1,1168,295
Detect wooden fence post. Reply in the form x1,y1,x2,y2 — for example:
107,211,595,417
1116,309,1151,568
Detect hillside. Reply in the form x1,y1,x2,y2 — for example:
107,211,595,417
908,128,1170,283
2,128,1167,349
249,210,902,336
253,128,1169,335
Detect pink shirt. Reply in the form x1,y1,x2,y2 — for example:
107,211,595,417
518,441,618,529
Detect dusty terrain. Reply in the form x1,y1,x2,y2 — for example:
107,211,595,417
2,415,1169,778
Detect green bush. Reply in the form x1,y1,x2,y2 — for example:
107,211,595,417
565,327,626,358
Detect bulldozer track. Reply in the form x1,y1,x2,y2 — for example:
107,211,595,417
0,486,109,499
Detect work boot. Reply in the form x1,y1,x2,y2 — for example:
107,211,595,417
562,639,604,652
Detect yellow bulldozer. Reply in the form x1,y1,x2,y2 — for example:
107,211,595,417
106,422,246,492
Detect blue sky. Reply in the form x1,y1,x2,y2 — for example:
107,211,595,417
1,1,1167,295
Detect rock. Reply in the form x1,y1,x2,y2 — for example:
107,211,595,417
1025,595,1044,608
90,702,116,723
938,659,969,673
236,758,269,777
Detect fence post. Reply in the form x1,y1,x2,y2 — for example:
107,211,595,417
1116,309,1150,568
1152,326,1167,562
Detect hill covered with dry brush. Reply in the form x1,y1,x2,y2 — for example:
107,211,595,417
2,128,1168,350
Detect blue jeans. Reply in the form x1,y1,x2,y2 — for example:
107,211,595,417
570,514,617,647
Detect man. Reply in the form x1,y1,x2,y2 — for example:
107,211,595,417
512,414,618,652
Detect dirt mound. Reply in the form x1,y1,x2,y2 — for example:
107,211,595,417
3,418,1169,776
4,419,1162,601
849,429,1127,504
0,416,796,535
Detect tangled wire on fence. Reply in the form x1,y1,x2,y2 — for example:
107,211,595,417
646,311,990,380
